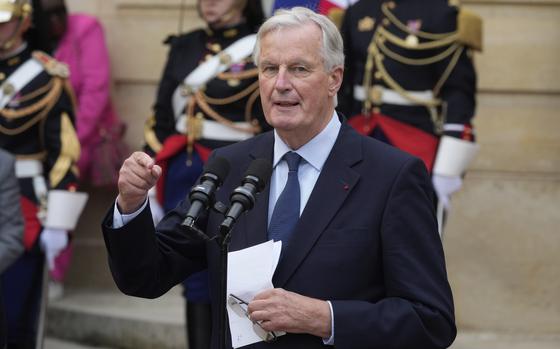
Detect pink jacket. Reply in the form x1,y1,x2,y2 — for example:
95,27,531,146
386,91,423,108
54,14,121,178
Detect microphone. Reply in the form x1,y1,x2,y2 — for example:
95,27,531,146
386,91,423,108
220,158,273,231
182,156,230,228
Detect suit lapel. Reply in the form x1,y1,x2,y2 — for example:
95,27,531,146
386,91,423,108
273,124,363,287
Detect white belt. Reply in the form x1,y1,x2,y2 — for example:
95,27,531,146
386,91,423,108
15,159,43,178
175,116,254,142
15,159,47,205
353,85,434,106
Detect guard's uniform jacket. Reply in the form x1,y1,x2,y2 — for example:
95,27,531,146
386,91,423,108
339,0,481,171
0,46,80,347
145,22,269,208
0,47,79,248
144,22,269,302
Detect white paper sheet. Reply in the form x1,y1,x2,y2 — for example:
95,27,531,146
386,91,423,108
226,240,284,348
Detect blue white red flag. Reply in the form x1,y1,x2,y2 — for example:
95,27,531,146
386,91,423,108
271,0,358,14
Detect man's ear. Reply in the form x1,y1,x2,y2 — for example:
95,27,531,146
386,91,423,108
327,66,344,97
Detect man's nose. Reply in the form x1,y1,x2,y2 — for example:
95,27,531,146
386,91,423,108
274,66,291,91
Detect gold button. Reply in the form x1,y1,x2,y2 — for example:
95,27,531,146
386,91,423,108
2,82,15,96
358,16,375,32
405,35,419,47
374,72,382,80
387,1,396,9
0,72,5,81
371,85,383,104
382,18,390,26
219,52,232,65
227,79,240,87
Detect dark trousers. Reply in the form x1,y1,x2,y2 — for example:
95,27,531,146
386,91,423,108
1,250,44,349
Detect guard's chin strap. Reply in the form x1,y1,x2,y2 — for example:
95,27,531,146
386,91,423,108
0,17,26,52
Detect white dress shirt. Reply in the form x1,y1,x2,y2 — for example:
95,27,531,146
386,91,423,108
268,112,341,224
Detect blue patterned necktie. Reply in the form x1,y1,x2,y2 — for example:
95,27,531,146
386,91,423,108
268,152,302,246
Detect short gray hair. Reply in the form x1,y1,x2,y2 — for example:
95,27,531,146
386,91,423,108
253,6,345,72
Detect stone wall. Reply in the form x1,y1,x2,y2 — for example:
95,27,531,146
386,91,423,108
65,0,560,335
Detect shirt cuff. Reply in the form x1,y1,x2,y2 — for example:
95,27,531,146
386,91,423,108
112,198,148,229
322,300,335,345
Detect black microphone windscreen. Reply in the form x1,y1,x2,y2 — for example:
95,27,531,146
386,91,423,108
244,158,273,190
203,156,230,184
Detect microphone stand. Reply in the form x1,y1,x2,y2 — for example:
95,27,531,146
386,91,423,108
217,217,236,349
181,164,269,349
180,205,236,349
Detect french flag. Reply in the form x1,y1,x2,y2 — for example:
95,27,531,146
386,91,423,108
317,0,358,15
272,0,358,14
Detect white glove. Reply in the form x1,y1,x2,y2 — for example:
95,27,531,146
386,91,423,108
40,228,68,271
148,188,165,226
432,174,463,210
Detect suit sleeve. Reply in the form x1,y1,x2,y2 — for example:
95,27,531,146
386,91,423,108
331,158,456,349
0,154,24,273
102,196,207,298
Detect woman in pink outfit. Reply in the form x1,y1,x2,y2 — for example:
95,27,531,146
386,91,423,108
42,0,123,182
40,0,124,296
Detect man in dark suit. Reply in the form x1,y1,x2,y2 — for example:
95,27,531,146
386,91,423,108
102,7,455,349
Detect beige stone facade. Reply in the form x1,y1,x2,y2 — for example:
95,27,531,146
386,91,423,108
66,0,560,335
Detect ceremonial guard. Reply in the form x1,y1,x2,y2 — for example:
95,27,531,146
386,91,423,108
0,1,86,347
143,0,268,347
339,0,482,232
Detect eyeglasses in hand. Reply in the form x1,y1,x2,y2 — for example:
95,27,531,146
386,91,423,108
228,293,279,343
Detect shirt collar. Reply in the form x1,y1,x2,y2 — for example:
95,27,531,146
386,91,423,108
273,111,341,171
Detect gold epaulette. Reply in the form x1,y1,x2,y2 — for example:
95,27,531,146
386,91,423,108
32,51,70,78
144,114,163,154
457,8,483,51
327,8,345,30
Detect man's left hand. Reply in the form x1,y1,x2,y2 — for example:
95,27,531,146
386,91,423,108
247,288,331,339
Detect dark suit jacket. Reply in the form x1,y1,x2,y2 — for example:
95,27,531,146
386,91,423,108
102,123,456,349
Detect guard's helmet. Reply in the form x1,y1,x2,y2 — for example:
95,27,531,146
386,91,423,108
0,0,32,24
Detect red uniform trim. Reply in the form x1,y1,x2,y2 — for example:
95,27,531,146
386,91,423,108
318,1,341,14
462,123,474,141
20,196,41,250
348,112,439,171
154,135,211,204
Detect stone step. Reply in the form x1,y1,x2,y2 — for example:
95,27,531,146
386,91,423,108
452,331,560,349
45,337,113,349
45,288,560,349
46,287,186,349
